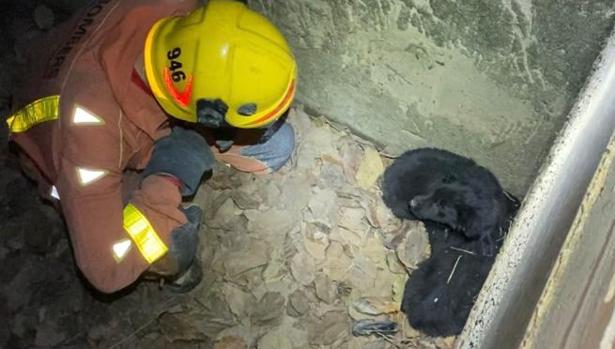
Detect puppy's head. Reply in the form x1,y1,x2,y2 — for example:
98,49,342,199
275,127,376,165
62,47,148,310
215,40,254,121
409,187,464,230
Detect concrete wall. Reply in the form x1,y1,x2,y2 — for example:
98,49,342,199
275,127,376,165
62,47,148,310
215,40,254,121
521,133,615,349
248,0,615,196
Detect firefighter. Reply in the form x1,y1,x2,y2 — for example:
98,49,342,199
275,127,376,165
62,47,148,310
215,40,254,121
6,0,297,293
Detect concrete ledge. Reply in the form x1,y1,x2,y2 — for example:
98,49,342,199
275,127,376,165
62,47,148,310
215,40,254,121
459,25,615,349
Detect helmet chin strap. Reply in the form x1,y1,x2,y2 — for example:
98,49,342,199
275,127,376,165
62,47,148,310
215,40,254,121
196,98,229,128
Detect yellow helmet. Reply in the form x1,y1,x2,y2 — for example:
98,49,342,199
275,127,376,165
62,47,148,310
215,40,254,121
144,0,297,128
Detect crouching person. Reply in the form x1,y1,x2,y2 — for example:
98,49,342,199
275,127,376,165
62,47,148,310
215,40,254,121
6,0,297,293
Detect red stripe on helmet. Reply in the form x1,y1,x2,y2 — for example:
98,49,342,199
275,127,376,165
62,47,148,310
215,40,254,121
248,80,296,126
163,68,193,107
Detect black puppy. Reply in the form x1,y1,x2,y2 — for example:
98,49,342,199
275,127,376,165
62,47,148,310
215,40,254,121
401,221,509,337
383,148,518,255
382,148,519,337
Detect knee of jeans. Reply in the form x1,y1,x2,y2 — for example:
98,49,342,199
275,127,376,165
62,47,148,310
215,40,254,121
240,123,295,172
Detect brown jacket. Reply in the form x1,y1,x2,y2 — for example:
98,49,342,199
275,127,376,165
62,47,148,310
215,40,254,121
9,0,199,293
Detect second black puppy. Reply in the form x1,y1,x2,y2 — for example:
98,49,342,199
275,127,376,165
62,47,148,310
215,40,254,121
382,148,518,255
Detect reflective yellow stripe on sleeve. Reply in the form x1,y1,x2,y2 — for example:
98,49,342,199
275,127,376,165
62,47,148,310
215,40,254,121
6,95,61,133
122,204,168,264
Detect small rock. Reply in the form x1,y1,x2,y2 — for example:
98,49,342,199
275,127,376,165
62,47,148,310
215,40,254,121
250,292,285,325
214,336,247,349
34,5,55,30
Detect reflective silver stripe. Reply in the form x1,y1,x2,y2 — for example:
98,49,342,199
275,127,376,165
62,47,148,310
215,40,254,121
72,105,104,125
76,167,107,186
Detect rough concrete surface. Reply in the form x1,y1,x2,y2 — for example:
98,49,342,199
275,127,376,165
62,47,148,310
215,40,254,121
460,25,615,349
248,0,615,196
520,133,615,349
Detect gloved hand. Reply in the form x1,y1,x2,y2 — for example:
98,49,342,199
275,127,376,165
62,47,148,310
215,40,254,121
197,98,229,128
169,205,202,274
166,205,203,293
143,127,215,196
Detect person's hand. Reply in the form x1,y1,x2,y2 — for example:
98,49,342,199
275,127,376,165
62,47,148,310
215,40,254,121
143,127,215,196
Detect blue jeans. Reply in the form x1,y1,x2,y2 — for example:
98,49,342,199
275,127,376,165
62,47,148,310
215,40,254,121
212,123,295,175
